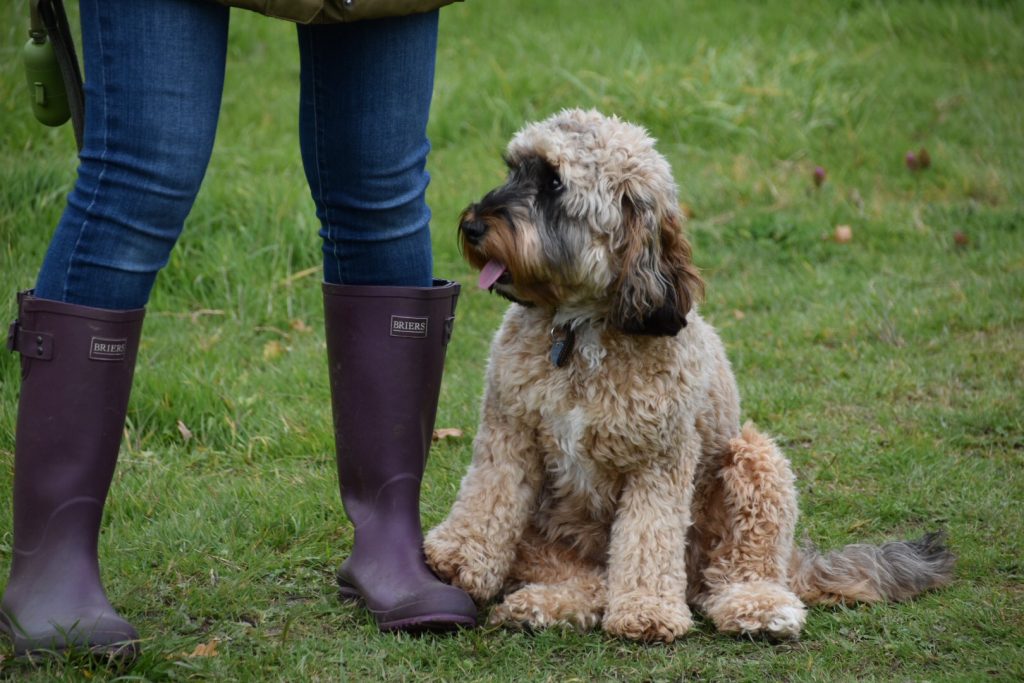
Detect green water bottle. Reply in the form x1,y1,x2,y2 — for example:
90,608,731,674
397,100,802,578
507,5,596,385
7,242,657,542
22,20,70,127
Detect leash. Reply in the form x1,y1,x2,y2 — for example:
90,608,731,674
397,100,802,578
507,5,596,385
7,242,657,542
23,0,84,151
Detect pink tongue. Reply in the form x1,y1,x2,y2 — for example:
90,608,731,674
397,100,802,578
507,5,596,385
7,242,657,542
478,260,508,290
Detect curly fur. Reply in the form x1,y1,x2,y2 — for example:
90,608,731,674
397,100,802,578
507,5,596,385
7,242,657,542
425,109,954,642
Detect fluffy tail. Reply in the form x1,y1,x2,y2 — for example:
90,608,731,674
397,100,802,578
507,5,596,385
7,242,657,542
789,531,955,605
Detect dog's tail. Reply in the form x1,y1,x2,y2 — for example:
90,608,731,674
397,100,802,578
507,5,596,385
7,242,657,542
788,531,955,606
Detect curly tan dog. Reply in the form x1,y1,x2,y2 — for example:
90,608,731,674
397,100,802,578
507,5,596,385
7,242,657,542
424,109,953,642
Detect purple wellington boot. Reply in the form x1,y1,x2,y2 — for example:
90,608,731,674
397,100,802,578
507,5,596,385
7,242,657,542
322,280,476,632
1,292,143,663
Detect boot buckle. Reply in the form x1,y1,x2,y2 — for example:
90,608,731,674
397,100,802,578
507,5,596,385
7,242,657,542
8,289,32,353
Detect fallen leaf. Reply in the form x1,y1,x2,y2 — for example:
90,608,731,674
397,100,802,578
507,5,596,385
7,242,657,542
290,319,312,333
176,420,193,443
432,428,464,442
185,638,220,658
953,231,970,248
833,225,853,243
263,340,284,361
732,309,746,320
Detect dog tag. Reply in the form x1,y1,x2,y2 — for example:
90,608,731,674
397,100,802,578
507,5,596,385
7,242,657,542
549,326,575,368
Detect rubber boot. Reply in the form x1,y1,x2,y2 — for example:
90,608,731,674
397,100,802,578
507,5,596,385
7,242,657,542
1,291,143,663
323,279,477,632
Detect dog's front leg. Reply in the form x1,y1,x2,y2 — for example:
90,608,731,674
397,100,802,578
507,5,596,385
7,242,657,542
603,456,695,643
424,416,543,603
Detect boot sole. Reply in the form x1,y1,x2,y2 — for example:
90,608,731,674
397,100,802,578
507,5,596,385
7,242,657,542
337,582,476,633
2,618,139,669
6,641,139,670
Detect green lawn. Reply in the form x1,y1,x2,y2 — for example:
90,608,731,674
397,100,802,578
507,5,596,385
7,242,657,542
1,0,1022,680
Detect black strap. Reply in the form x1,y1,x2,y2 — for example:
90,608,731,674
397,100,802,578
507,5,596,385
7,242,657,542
35,0,84,151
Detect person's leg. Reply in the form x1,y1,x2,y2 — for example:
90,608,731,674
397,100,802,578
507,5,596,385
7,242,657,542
34,0,228,309
1,0,228,662
298,13,476,632
297,11,437,287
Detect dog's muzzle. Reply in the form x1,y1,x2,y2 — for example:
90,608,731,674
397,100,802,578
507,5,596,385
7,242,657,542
459,208,487,246
459,204,514,292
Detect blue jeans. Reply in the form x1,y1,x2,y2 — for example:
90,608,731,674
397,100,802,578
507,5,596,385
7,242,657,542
34,0,438,310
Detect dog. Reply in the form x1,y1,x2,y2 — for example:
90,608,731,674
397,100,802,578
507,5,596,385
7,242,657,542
424,109,954,641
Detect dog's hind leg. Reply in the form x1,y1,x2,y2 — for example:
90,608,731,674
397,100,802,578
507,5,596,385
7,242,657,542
489,531,606,631
694,423,807,639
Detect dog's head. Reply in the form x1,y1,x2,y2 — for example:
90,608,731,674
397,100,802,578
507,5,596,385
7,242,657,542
459,109,703,336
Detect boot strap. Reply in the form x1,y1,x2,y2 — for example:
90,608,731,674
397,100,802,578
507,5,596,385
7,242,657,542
7,319,54,360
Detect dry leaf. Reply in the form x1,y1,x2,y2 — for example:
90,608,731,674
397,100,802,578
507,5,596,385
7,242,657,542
833,225,853,243
176,420,193,442
432,428,464,442
185,638,220,658
732,309,746,320
953,231,970,248
263,340,284,361
290,319,312,333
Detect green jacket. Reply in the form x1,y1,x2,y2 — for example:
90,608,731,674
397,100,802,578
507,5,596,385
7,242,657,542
210,0,463,24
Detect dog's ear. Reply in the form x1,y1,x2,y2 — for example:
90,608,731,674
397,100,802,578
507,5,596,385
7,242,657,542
610,192,704,336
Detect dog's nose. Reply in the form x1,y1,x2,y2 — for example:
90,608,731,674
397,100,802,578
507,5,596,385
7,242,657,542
460,213,487,245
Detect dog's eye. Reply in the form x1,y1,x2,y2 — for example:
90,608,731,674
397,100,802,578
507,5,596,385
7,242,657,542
547,175,564,193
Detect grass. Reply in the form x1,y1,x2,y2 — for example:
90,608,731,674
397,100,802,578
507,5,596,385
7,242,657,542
1,0,1022,680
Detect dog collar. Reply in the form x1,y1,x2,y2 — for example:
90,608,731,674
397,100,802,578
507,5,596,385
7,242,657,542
549,324,576,367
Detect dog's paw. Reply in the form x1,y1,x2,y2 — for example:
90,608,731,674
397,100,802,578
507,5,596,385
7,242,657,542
703,581,806,640
424,523,505,602
423,522,462,581
603,595,692,643
488,583,604,631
